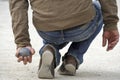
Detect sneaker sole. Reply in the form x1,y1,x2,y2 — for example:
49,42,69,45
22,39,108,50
65,64,76,75
38,50,54,79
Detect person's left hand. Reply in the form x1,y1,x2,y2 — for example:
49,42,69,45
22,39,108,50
102,29,119,51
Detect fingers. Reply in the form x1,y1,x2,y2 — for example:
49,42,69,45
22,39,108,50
27,56,32,63
17,56,32,65
107,38,119,51
17,56,23,62
102,36,107,47
23,57,28,65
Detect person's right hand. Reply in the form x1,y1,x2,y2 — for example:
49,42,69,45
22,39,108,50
15,46,35,65
102,29,119,51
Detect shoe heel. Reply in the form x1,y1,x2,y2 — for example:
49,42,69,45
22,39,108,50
65,64,76,75
38,50,54,79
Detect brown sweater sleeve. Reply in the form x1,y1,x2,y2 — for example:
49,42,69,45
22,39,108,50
9,0,31,48
99,0,119,31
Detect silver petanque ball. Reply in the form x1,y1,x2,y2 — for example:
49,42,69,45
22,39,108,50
19,48,30,56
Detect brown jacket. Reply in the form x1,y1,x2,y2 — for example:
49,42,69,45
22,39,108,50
9,0,119,48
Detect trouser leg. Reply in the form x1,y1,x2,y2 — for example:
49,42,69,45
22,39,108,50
65,20,103,68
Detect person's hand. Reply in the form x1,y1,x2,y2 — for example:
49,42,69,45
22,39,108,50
102,29,119,51
15,46,35,65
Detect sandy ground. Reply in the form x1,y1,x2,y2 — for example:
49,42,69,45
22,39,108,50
0,1,120,80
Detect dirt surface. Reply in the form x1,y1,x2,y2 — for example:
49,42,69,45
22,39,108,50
0,1,120,80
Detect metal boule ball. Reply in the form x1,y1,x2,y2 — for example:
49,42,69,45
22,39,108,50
19,48,30,56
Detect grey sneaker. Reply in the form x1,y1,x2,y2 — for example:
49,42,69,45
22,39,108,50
38,44,56,79
58,55,77,76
